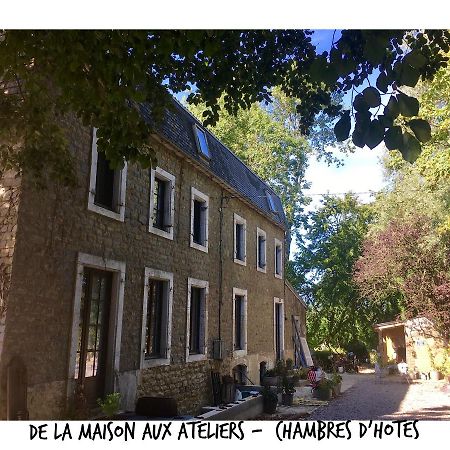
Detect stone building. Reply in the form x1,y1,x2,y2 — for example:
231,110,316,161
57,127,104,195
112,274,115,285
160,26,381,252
374,317,447,375
0,100,307,419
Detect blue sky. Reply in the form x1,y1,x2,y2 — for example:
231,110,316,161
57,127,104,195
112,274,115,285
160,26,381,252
305,30,386,209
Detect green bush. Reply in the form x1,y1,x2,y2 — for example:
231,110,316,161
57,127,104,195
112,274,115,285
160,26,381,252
97,393,121,418
313,350,333,371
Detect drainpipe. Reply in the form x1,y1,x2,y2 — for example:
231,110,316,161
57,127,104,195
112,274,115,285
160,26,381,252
218,189,225,340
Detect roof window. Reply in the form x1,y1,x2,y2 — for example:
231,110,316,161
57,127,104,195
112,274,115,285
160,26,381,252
193,125,210,159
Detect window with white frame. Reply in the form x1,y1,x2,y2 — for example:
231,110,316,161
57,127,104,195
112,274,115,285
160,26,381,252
274,238,283,278
233,288,248,356
141,268,173,368
190,187,209,252
234,214,247,265
88,128,127,221
193,124,211,159
186,278,209,362
256,227,266,273
149,167,175,240
274,297,285,361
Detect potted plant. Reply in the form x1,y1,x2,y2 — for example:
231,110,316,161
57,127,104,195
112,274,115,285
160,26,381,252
313,378,333,401
281,376,296,406
263,368,279,386
262,386,278,414
97,392,121,419
331,372,342,397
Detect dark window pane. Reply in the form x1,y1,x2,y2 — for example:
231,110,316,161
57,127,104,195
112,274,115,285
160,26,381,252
275,303,282,360
95,151,116,210
146,280,165,358
258,236,266,268
189,287,202,354
275,245,282,274
153,178,167,230
235,223,244,260
193,200,203,245
234,296,244,350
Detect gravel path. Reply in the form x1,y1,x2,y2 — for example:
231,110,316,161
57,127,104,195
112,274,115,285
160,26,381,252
309,374,450,420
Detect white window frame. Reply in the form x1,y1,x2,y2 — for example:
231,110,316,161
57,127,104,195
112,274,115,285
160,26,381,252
256,227,267,273
274,238,283,279
68,253,126,388
232,288,248,357
149,167,175,240
186,277,209,363
87,128,127,222
273,297,285,359
140,268,174,368
190,187,209,253
233,213,247,266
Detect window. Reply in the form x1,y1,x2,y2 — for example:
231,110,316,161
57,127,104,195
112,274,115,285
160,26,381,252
266,190,278,213
149,167,175,240
233,288,247,356
256,227,266,273
186,278,209,362
274,238,283,279
190,187,209,252
274,297,285,361
193,125,210,159
141,268,173,368
88,128,127,221
234,214,247,265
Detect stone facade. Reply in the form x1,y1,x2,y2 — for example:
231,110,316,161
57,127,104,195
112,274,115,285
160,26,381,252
0,113,306,419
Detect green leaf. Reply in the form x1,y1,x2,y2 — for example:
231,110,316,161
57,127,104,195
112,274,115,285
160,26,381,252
352,128,365,148
365,120,384,149
408,118,431,143
376,72,389,93
403,50,427,69
377,114,393,128
363,87,381,108
353,94,369,112
384,126,402,150
334,111,351,141
397,93,419,117
384,96,399,119
399,64,420,87
399,131,422,163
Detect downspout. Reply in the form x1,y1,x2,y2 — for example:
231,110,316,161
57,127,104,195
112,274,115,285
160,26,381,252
218,189,225,340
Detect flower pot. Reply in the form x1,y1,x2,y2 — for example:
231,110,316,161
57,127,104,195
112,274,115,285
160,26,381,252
282,393,294,406
263,397,278,414
332,382,341,398
263,376,279,387
316,388,332,401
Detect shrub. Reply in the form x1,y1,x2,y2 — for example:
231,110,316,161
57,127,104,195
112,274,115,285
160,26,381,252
313,350,333,371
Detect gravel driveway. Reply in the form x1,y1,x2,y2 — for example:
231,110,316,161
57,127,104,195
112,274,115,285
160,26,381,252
309,373,450,420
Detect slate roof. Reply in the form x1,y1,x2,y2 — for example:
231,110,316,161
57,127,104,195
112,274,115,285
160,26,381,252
138,99,288,229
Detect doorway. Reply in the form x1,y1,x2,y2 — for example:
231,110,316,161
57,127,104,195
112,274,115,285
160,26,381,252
75,268,113,406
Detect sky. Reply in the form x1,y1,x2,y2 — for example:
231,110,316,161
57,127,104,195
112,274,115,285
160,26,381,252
303,30,387,210
304,144,386,210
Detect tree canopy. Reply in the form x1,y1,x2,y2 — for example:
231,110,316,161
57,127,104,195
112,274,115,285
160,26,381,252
1,30,449,184
290,194,398,350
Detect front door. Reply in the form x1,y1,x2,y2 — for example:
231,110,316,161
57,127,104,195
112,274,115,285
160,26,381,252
75,268,113,406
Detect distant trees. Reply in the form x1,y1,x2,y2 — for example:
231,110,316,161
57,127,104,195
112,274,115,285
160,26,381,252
290,194,393,350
